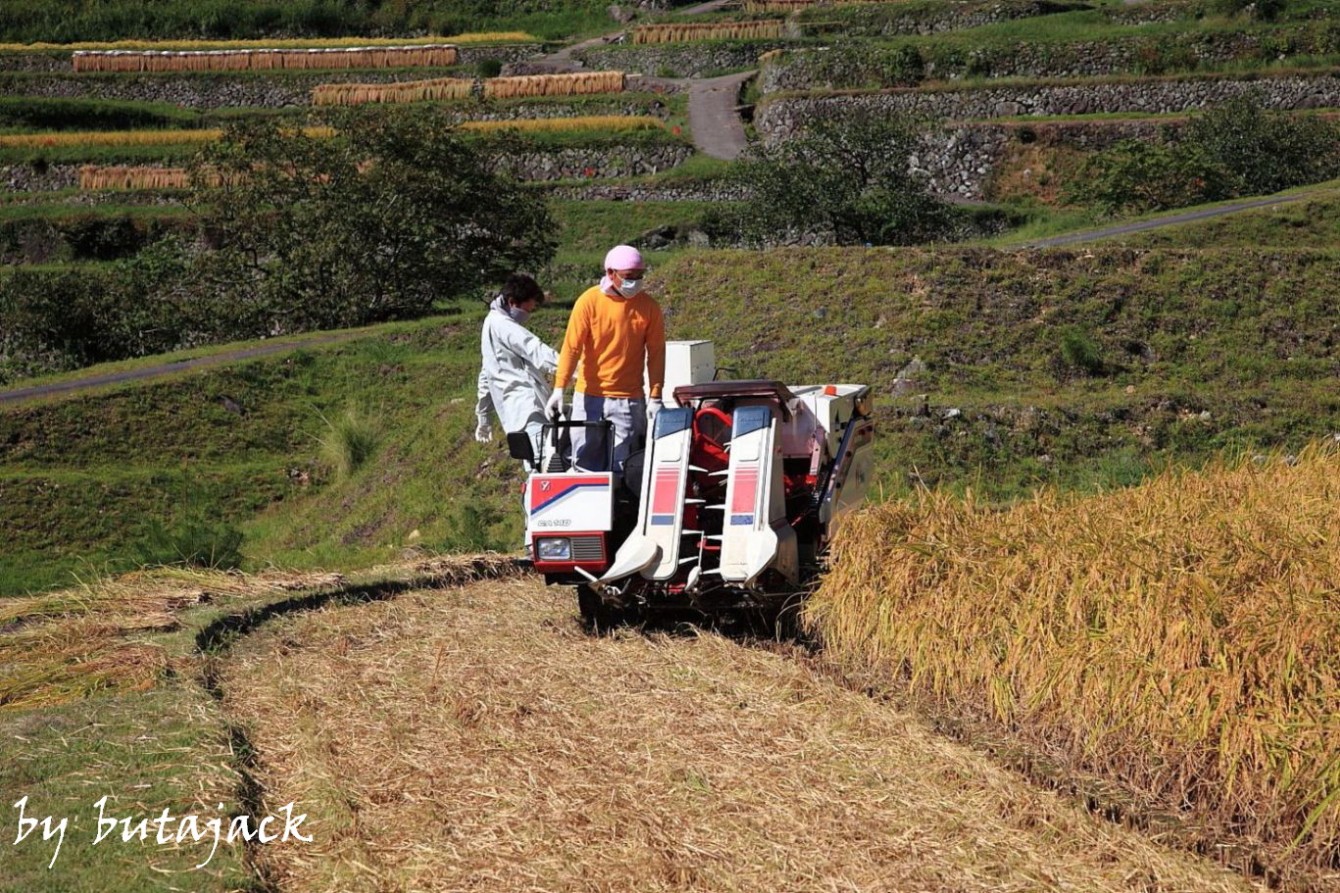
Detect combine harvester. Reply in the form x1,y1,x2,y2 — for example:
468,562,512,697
510,341,875,629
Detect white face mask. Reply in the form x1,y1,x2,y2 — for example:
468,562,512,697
506,305,531,324
617,279,641,297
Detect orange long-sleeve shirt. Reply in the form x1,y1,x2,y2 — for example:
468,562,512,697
555,285,665,399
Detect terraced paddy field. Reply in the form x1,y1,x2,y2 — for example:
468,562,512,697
217,575,1264,893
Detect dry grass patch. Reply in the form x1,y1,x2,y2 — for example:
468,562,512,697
219,575,1262,892
807,445,1340,883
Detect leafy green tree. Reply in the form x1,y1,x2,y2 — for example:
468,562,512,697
189,108,556,333
1186,95,1340,196
729,114,956,247
1068,137,1234,215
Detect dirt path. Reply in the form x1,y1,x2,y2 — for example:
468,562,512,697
218,577,1263,893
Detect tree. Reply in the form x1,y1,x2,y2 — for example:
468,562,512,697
729,113,956,247
1185,95,1340,197
189,108,556,333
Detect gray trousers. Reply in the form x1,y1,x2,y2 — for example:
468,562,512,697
571,392,647,474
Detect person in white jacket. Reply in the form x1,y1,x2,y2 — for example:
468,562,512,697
475,274,559,465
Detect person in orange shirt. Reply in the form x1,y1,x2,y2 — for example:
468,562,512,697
545,244,665,474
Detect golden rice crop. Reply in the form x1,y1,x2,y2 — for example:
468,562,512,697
631,20,784,44
807,443,1340,873
3,125,333,149
481,70,625,99
457,115,663,133
0,33,533,52
312,76,474,105
71,45,459,73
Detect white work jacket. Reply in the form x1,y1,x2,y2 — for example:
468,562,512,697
476,299,559,435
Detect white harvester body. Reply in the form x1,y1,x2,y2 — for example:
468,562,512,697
520,341,875,622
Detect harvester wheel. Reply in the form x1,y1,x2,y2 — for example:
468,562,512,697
577,584,626,634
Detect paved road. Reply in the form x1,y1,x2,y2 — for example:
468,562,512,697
687,71,754,160
1019,192,1316,249
0,333,356,407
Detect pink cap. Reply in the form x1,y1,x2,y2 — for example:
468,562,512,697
603,244,643,271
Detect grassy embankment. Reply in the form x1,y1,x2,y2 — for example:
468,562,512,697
4,234,1340,596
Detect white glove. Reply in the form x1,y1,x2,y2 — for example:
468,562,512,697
545,389,565,420
646,399,662,423
474,419,492,443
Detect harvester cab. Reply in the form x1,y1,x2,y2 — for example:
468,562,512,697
515,341,875,628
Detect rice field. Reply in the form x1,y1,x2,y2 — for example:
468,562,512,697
1,125,333,148
71,45,460,73
216,575,1261,892
631,21,785,44
807,444,1340,878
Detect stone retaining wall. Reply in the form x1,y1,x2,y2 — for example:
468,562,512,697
761,28,1340,93
757,71,1340,139
1,144,696,193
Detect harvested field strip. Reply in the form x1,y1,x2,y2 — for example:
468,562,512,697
71,46,459,74
632,21,785,44
808,445,1340,879
1,126,332,148
312,77,474,105
0,556,518,712
0,34,532,52
481,70,626,99
218,576,1261,893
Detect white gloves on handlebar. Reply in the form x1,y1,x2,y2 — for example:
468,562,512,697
545,389,565,420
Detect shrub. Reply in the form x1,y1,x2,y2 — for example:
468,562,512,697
318,405,381,478
1068,138,1233,215
1072,98,1340,215
134,517,244,570
1056,325,1105,377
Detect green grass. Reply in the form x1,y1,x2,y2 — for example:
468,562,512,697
550,199,723,252
5,243,1340,596
0,0,610,44
0,685,252,892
